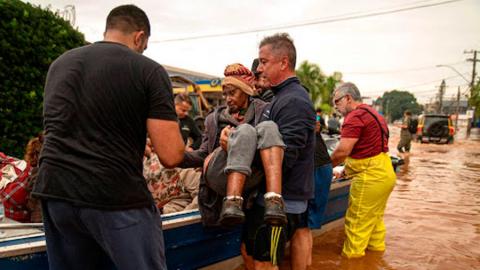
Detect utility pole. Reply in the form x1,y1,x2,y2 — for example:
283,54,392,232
465,50,479,97
437,79,446,114
455,86,460,132
465,50,479,135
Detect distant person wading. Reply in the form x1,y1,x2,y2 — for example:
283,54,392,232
397,110,413,154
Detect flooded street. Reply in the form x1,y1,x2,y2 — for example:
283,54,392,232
235,126,480,270
305,127,480,270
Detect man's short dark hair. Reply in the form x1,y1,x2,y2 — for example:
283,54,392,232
174,93,192,105
251,58,260,78
405,110,412,116
259,33,296,71
105,5,151,37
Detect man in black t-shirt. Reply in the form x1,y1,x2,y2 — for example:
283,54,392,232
33,5,184,270
175,93,202,150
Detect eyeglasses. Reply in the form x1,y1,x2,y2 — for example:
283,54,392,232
334,95,347,105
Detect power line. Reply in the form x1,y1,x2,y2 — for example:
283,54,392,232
361,84,469,102
344,61,467,75
361,73,469,95
345,66,437,75
412,84,469,94
396,73,470,89
151,0,463,43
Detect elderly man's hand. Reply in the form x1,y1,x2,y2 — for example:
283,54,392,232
220,125,233,151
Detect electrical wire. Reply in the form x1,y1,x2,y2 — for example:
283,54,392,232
411,84,469,94
344,61,467,75
360,74,469,96
395,73,470,89
151,0,464,43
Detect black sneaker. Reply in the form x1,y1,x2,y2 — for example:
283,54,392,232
219,197,245,227
264,196,287,226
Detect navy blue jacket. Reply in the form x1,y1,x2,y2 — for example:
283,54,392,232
262,77,315,200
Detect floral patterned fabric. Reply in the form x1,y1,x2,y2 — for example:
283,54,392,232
143,153,201,214
0,152,32,222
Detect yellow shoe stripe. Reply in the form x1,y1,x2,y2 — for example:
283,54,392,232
270,227,275,264
270,226,282,265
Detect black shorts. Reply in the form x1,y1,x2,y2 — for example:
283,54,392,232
241,203,309,265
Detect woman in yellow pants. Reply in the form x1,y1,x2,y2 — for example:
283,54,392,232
342,152,396,258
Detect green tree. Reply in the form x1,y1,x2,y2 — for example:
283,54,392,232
296,61,324,106
469,81,480,120
379,90,422,122
0,0,86,157
296,61,342,112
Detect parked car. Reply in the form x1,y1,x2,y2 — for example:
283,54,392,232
416,114,454,144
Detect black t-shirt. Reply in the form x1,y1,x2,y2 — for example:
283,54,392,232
314,133,331,167
179,116,202,149
33,41,177,209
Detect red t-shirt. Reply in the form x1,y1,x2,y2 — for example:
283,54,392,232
341,104,389,159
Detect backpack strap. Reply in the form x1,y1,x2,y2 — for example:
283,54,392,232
358,107,389,153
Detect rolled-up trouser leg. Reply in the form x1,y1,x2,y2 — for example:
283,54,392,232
255,121,285,194
255,121,286,150
397,133,412,153
224,124,257,176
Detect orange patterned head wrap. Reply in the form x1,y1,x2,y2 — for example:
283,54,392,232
221,63,255,96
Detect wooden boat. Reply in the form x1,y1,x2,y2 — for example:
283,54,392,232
0,179,351,270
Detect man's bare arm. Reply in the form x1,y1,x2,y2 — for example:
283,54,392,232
331,137,358,167
147,119,185,168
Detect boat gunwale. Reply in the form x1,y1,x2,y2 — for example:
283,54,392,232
0,179,351,259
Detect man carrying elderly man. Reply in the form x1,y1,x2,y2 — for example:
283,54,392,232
180,63,287,227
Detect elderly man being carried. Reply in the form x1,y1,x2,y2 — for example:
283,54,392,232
180,63,286,227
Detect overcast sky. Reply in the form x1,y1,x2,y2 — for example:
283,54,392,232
25,0,480,103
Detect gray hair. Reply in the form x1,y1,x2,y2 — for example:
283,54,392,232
259,33,296,71
334,82,362,102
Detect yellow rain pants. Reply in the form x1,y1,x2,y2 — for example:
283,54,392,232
342,152,396,258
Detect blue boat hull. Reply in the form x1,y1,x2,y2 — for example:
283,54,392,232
0,181,350,270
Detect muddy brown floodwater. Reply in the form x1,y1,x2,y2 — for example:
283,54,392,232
240,126,480,270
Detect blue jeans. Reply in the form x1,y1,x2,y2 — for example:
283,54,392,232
41,200,166,270
308,163,333,229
